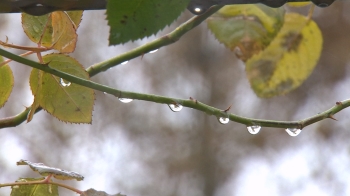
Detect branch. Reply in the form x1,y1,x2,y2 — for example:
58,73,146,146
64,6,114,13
86,5,224,77
0,47,349,130
0,177,83,195
0,5,223,128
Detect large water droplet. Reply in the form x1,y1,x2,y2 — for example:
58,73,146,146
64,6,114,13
118,98,133,103
285,128,302,137
218,117,229,124
247,126,261,134
168,104,183,112
149,49,158,54
60,78,71,87
194,7,202,13
121,61,129,65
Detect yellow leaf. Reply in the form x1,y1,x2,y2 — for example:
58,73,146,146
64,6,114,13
29,54,94,123
51,12,78,53
287,2,312,7
207,5,284,61
0,57,14,108
246,13,323,98
21,11,82,53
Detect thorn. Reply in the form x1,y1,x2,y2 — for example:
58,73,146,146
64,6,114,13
336,101,342,106
141,53,145,60
329,115,337,121
224,104,232,112
189,97,198,103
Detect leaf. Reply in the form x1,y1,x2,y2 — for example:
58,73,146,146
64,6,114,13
66,11,83,27
245,13,323,98
0,56,14,108
29,54,94,123
22,11,83,53
11,177,59,196
21,13,52,46
17,160,84,181
287,2,312,7
82,189,127,196
207,5,285,61
107,0,191,45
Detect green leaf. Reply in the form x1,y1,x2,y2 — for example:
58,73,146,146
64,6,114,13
82,189,127,196
207,5,284,61
245,13,323,98
11,178,58,196
107,0,191,45
66,11,83,27
22,11,83,53
29,54,94,123
17,160,84,181
21,13,51,46
0,56,14,108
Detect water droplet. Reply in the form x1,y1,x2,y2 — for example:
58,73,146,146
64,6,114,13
118,98,133,103
194,7,202,13
149,49,158,54
168,104,183,112
218,117,229,124
285,128,302,137
247,126,261,134
121,61,128,65
60,78,71,87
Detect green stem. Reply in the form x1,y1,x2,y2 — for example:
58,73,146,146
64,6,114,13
0,47,349,130
86,5,224,76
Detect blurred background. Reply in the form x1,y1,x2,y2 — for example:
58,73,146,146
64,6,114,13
0,1,350,195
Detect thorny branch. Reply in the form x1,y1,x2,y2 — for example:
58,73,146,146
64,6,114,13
0,47,349,130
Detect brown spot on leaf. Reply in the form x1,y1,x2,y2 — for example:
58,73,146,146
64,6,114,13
276,79,293,92
282,32,303,52
123,15,128,19
249,59,276,82
75,107,81,112
120,20,126,24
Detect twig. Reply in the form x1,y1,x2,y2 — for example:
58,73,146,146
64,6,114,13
86,5,224,77
0,176,83,195
0,47,349,130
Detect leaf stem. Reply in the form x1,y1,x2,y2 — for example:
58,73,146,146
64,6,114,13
0,47,349,130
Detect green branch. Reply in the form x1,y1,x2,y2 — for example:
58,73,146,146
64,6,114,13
86,5,224,76
0,47,349,130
